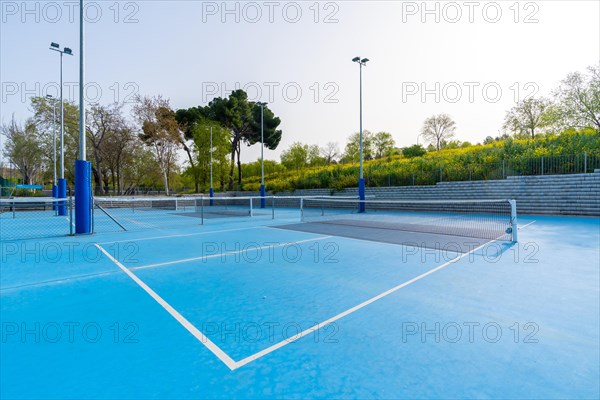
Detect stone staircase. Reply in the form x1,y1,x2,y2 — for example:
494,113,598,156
231,172,600,216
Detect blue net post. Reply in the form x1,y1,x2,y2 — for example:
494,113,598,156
260,184,266,209
75,160,92,234
57,178,67,216
358,178,366,213
52,184,58,211
209,187,214,206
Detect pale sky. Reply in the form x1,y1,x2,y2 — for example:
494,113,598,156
1,0,599,163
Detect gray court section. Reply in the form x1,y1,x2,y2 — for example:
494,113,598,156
272,222,491,253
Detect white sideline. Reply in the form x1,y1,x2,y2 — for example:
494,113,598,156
96,232,515,370
95,244,238,370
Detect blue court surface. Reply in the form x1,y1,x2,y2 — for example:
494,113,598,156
1,207,599,399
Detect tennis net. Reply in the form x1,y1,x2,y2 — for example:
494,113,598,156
0,197,74,241
300,198,517,242
92,196,268,232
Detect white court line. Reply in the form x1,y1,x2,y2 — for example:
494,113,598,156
95,244,238,371
519,221,536,229
232,237,499,369
97,226,268,245
97,233,509,370
130,236,332,271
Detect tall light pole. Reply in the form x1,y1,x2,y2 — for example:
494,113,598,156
50,42,73,216
257,102,267,208
209,126,214,206
45,94,58,202
352,56,369,212
74,0,93,235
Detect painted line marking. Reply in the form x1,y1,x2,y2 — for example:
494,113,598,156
97,231,498,371
232,236,498,369
519,220,536,229
130,236,332,271
95,243,237,371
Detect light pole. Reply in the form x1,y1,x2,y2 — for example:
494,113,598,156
209,126,214,206
50,42,73,216
74,0,93,235
352,56,369,212
257,102,267,208
45,94,58,203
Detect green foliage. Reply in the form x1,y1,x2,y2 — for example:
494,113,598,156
402,144,427,158
241,129,600,192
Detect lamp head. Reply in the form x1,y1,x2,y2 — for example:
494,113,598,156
64,48,72,55
352,57,360,63
361,58,369,63
50,42,59,48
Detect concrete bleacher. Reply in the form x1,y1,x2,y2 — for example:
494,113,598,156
233,172,600,216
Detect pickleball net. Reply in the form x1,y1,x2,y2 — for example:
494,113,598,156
300,198,518,242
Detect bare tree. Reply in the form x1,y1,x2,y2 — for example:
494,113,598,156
421,114,456,151
320,142,340,164
87,103,129,194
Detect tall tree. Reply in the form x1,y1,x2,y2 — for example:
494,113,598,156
30,96,80,182
421,114,456,151
281,142,310,170
502,97,554,138
343,130,374,162
133,96,180,195
190,120,230,191
372,131,395,158
87,103,129,194
320,142,340,164
2,118,44,185
553,64,600,132
178,90,282,189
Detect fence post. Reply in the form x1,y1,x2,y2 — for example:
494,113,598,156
412,173,415,186
439,167,443,183
502,160,505,179
69,196,74,236
541,156,544,175
584,151,588,174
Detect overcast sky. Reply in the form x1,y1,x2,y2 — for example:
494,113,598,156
1,0,599,163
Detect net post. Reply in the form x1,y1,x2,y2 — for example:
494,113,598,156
509,199,518,243
201,195,204,225
249,197,254,217
300,197,304,221
272,196,275,220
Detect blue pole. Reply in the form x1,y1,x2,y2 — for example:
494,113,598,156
209,187,214,206
74,0,92,234
260,184,266,208
75,160,92,234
